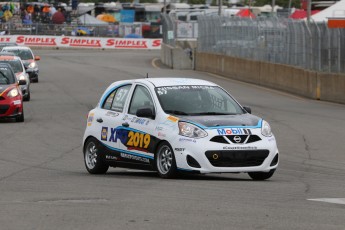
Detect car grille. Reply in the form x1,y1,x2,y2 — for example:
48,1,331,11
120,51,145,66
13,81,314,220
210,135,262,144
205,150,269,167
0,105,10,114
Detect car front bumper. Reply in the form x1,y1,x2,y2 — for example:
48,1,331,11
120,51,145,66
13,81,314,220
171,134,279,174
0,100,23,119
26,68,39,81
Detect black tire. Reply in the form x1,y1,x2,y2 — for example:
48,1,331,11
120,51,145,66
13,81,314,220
34,78,39,83
16,110,24,122
248,169,275,181
83,137,109,174
24,92,31,101
155,142,178,179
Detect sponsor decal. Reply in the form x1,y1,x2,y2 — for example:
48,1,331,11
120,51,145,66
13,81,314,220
106,39,148,49
131,117,149,125
108,128,152,153
167,115,178,123
179,138,196,143
61,37,101,47
16,36,57,46
223,146,258,150
105,155,117,160
174,148,185,151
101,127,108,141
217,128,252,135
120,152,149,163
155,126,163,131
106,111,119,117
87,113,94,126
13,100,21,105
0,37,11,42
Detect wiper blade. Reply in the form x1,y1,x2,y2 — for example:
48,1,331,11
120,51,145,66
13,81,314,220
192,112,237,115
165,110,189,115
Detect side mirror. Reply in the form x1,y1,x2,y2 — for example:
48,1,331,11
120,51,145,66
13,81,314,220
243,106,251,114
34,56,41,61
136,107,155,119
18,79,26,85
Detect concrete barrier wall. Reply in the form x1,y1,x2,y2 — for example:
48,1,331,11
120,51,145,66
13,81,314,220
160,41,194,70
196,52,345,104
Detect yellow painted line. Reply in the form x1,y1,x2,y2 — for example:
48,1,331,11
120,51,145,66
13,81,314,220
151,58,160,69
206,72,307,101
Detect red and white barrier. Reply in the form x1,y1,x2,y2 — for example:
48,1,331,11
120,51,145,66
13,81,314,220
0,35,162,49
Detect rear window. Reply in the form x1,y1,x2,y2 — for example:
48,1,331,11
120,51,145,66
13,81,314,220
0,67,15,85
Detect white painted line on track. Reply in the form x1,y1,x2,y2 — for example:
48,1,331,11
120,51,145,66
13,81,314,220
152,58,160,69
308,198,345,205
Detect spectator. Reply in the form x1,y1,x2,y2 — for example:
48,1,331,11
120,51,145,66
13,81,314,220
0,8,4,23
3,9,13,22
22,9,32,25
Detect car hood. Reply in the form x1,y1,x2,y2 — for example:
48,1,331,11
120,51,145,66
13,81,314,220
22,60,34,67
176,113,261,128
0,85,11,94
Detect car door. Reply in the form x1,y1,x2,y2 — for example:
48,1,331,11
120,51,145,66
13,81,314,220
117,84,157,164
95,84,132,160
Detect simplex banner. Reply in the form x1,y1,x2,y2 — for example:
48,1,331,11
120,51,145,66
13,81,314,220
0,35,162,49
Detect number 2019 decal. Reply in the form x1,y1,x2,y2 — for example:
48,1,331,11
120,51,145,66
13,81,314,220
127,131,151,151
104,127,157,153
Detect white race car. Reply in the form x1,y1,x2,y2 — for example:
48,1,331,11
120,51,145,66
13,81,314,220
82,78,279,180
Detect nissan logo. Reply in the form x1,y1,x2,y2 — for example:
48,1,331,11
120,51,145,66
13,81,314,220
233,136,241,143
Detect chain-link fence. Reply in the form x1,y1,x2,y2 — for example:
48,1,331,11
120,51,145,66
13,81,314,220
197,15,345,73
161,13,198,47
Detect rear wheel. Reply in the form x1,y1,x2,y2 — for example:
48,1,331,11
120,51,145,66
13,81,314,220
248,169,275,181
84,137,109,174
155,142,178,179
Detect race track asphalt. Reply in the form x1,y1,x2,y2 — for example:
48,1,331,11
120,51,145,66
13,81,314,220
0,49,345,230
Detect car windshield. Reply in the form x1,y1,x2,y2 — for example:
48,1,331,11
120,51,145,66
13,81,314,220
155,85,244,115
0,67,15,85
3,49,33,60
0,60,23,73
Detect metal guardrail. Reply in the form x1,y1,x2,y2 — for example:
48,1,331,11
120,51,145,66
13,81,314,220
197,15,345,73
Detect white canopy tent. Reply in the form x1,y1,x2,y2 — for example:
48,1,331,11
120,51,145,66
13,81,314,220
311,0,345,22
78,14,109,25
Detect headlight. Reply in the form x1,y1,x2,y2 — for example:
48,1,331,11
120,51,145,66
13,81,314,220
28,62,37,68
18,74,26,81
178,122,207,139
7,88,19,98
261,120,272,137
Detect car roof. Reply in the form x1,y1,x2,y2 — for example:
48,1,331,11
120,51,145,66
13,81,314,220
137,78,217,87
2,46,31,50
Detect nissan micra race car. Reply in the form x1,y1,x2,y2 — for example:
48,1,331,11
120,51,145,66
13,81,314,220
83,78,279,180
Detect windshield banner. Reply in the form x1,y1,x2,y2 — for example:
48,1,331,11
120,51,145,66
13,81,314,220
0,35,161,50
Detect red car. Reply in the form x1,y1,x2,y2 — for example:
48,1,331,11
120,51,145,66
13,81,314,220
0,63,25,122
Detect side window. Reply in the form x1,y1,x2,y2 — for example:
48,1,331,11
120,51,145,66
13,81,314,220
128,85,154,115
111,85,131,112
102,91,116,110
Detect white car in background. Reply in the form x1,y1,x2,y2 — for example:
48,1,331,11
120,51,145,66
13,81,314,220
82,78,279,180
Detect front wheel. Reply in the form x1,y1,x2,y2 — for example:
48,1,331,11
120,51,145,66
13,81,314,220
248,169,275,181
16,110,24,122
155,142,178,179
84,137,109,174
